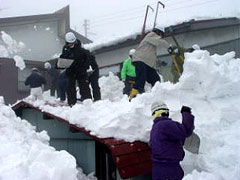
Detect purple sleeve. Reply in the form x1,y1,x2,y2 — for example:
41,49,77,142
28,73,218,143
162,113,194,140
182,112,195,137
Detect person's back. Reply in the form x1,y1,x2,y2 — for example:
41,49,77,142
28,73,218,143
25,70,46,88
25,68,46,100
121,58,136,79
132,31,169,68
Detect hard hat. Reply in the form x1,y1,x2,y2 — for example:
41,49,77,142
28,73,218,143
192,44,200,50
151,100,168,115
44,62,51,69
129,49,136,56
153,26,165,33
65,32,76,43
31,67,39,72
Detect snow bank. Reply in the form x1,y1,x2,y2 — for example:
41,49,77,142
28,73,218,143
0,99,80,180
22,49,240,179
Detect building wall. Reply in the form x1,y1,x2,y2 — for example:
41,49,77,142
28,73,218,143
95,24,240,80
0,20,65,61
21,108,96,175
0,58,29,104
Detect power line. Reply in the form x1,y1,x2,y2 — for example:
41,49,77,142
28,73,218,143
90,0,211,26
89,1,156,21
159,0,220,13
85,0,221,36
90,14,145,28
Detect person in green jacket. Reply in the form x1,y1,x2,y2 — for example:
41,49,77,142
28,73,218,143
121,49,136,95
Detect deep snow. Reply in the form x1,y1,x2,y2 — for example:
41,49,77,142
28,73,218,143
16,49,240,179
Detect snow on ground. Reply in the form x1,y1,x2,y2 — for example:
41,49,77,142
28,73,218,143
0,97,98,180
20,49,240,179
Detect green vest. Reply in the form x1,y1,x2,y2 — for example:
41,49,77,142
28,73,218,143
121,58,136,79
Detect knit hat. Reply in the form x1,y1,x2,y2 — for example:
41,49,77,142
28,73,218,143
151,101,168,115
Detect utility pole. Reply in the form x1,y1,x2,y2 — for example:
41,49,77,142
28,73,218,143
83,19,89,38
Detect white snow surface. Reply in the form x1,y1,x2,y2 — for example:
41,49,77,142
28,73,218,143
18,49,240,179
0,99,98,179
0,31,26,70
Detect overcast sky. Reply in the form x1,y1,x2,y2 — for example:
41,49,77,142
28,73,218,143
1,0,239,41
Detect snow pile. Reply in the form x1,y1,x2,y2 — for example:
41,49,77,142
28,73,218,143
22,49,240,179
0,98,100,180
99,71,124,101
0,31,26,70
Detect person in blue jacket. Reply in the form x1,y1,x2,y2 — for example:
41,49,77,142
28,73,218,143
25,68,46,100
150,101,194,180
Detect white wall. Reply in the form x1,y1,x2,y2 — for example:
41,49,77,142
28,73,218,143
0,20,65,61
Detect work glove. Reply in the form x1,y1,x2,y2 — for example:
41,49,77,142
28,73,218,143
167,46,174,54
174,48,179,54
161,61,168,66
181,106,191,113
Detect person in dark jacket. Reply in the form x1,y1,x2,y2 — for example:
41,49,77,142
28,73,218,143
44,62,60,97
150,101,194,180
57,70,68,102
25,68,46,100
85,50,101,101
60,32,92,106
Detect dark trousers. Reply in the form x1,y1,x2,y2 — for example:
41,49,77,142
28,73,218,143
152,162,184,180
57,80,67,101
123,76,136,95
50,83,59,97
67,75,92,106
89,71,101,101
133,61,160,92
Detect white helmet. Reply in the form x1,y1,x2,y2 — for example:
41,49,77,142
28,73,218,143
154,25,165,33
44,62,51,69
192,44,200,50
65,32,76,43
129,49,136,56
151,100,168,115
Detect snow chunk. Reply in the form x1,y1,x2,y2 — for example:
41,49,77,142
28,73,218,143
13,55,25,70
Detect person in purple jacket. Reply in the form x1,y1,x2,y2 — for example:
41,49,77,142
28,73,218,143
150,101,194,180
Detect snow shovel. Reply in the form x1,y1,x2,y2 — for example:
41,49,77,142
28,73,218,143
184,131,200,154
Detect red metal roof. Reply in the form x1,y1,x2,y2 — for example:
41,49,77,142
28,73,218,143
12,101,151,179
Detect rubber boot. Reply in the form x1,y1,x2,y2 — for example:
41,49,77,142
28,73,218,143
129,88,139,101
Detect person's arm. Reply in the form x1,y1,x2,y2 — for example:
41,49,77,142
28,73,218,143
60,46,72,59
162,109,194,140
90,54,98,70
121,60,127,80
25,76,30,86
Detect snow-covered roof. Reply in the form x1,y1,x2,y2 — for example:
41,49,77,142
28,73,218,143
12,100,152,179
85,17,240,53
